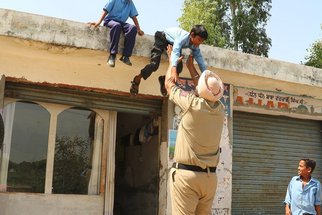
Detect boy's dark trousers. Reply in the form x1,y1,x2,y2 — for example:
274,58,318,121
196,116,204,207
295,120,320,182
105,19,137,57
140,31,183,80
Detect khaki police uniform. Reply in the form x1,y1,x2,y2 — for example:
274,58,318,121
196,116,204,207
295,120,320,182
169,85,225,215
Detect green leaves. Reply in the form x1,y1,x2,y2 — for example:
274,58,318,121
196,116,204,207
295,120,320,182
304,39,322,68
179,0,228,47
179,0,272,57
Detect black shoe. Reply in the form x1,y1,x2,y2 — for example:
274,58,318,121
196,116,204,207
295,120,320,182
120,56,132,66
108,54,116,67
158,75,167,96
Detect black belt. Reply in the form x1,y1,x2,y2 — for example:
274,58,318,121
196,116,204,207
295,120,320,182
303,213,313,215
172,162,216,173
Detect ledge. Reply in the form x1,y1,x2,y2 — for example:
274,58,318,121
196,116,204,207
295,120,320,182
1,8,322,91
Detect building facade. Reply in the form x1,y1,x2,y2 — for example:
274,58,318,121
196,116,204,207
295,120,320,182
0,9,322,215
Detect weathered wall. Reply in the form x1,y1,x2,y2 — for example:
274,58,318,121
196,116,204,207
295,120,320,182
1,8,322,99
0,35,162,96
0,8,153,57
0,193,104,215
1,8,322,215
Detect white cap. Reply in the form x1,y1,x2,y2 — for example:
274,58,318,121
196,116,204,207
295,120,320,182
196,70,224,102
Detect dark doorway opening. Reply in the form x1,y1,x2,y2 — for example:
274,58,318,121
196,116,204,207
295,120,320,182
114,112,159,215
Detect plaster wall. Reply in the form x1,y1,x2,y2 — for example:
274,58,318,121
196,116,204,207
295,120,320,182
1,8,322,99
0,193,104,215
1,8,322,215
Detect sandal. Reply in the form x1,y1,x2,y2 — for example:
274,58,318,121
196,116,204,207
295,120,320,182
158,75,167,96
130,78,140,96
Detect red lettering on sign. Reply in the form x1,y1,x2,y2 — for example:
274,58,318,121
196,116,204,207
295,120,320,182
267,101,274,108
248,98,254,105
236,96,244,105
278,102,289,109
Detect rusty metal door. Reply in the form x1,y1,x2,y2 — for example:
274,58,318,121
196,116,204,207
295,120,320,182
232,111,322,214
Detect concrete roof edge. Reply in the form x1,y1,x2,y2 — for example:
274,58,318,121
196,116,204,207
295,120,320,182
1,8,322,88
200,45,322,87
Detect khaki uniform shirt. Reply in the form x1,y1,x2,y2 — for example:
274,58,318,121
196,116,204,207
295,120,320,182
169,86,225,169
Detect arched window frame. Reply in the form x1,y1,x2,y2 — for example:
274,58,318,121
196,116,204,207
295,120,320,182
0,98,112,196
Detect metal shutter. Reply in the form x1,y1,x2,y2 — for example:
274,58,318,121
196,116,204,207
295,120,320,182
5,81,162,114
232,111,322,215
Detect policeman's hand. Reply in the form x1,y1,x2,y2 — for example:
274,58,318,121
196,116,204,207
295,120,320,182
171,67,179,82
166,44,173,60
186,54,194,68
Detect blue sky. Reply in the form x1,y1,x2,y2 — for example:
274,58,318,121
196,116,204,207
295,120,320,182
1,0,321,64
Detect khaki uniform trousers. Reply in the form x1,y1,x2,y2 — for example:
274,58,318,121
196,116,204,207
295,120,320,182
170,168,217,215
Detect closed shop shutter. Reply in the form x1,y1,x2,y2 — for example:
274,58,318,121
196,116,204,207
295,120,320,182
5,82,162,114
232,111,322,214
